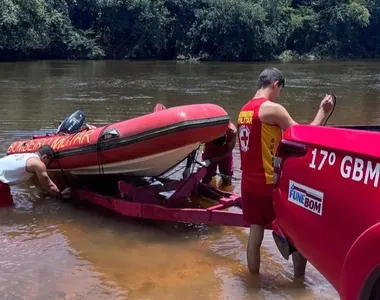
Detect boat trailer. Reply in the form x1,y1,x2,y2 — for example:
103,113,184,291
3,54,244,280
70,167,251,228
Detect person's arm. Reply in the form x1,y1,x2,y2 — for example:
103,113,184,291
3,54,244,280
28,159,62,198
259,102,298,131
260,96,333,131
310,108,328,126
310,94,335,126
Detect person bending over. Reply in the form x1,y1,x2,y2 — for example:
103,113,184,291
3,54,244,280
0,145,71,207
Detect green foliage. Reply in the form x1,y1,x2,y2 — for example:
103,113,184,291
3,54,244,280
0,0,378,60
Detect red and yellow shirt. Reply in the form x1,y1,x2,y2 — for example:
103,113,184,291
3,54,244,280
237,97,281,185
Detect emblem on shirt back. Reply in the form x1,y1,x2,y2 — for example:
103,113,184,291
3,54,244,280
239,125,250,152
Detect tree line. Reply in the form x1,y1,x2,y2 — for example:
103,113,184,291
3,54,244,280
0,0,378,61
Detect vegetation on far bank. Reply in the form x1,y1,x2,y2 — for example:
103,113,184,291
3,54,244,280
0,0,378,62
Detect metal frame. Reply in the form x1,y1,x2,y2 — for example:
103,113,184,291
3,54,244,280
72,167,251,228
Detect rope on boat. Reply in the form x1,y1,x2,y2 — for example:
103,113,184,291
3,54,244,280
152,146,241,182
153,146,202,181
95,125,113,202
56,152,70,187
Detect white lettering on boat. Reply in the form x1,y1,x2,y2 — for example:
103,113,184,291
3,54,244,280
7,129,96,153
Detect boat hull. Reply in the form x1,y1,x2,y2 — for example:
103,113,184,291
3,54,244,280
7,103,229,177
49,142,200,176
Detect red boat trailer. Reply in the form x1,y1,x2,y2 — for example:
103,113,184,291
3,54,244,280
70,167,251,228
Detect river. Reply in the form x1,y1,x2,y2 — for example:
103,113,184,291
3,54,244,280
2,59,378,300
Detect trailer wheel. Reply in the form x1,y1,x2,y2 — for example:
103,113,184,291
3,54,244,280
360,267,380,300
368,276,380,300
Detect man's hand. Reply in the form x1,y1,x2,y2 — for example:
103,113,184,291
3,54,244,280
27,158,62,198
60,187,71,199
199,159,211,167
309,94,336,126
320,94,334,114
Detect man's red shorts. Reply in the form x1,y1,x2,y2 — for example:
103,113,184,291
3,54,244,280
241,183,274,226
0,182,14,207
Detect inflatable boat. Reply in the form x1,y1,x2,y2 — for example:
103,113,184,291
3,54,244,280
7,103,230,177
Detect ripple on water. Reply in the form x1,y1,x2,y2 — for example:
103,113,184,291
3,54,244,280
120,95,154,100
209,233,244,258
0,213,127,300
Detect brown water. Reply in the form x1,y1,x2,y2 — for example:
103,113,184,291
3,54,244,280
2,59,380,300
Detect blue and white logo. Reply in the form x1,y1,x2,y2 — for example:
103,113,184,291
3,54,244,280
288,180,324,216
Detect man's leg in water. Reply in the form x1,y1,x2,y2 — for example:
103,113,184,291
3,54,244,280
292,251,307,277
0,183,14,207
241,186,274,273
247,224,264,273
218,152,233,186
201,151,217,184
202,161,217,184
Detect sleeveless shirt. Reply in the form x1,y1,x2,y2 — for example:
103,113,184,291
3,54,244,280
0,153,39,185
237,97,282,185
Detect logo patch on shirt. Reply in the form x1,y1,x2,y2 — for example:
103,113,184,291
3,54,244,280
238,111,253,124
238,125,250,152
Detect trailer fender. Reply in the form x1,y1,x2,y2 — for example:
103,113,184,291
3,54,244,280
340,223,380,300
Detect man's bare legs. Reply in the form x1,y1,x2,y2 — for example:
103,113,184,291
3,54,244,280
248,224,307,277
247,224,264,273
292,251,307,277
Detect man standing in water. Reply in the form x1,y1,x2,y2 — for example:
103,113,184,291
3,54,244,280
0,145,71,207
237,67,334,277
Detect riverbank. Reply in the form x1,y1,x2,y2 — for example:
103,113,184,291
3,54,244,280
2,0,379,64
2,52,378,64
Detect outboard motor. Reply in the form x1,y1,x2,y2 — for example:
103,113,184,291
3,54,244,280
56,110,86,134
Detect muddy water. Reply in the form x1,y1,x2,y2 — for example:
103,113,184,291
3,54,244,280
2,60,379,299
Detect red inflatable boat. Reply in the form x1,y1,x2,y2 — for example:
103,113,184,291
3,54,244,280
7,103,229,177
